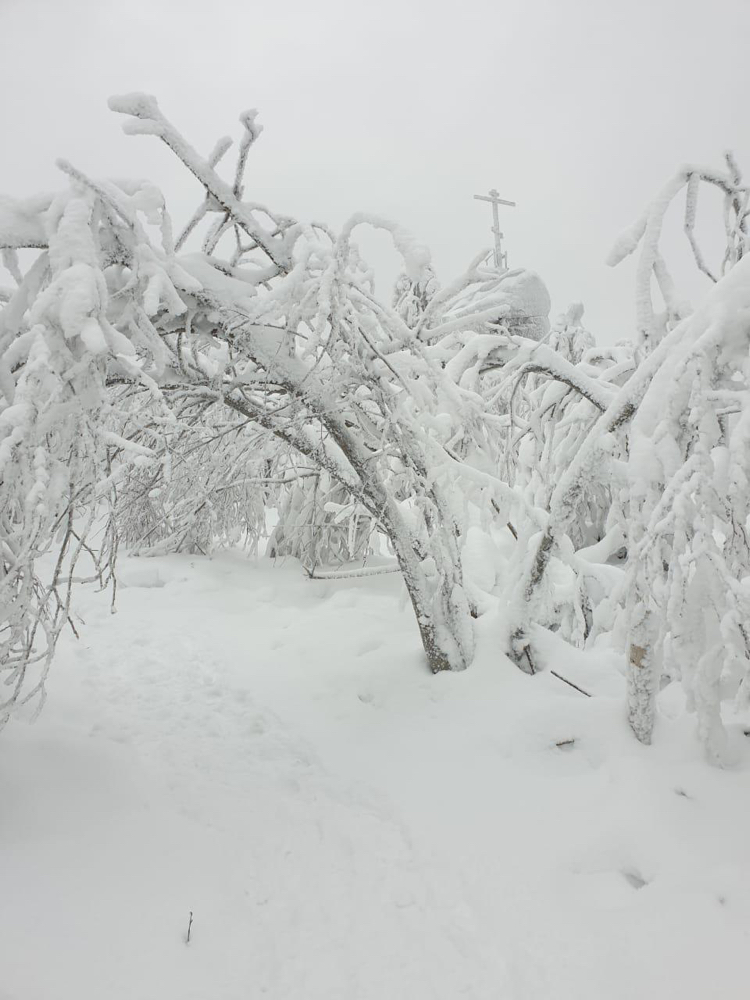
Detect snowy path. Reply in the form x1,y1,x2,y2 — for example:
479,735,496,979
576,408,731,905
2,551,750,999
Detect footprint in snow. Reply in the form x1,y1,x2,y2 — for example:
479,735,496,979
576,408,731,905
622,869,649,890
355,637,383,656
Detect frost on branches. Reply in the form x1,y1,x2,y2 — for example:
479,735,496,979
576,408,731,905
624,260,750,759
0,92,540,708
506,156,750,759
1,96,749,761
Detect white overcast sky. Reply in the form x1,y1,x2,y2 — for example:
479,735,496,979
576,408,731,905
2,0,749,341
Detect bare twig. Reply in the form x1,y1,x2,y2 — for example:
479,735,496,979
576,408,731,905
305,562,400,581
550,670,592,698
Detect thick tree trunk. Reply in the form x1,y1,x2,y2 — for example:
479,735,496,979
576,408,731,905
626,607,658,744
402,574,472,673
382,511,474,673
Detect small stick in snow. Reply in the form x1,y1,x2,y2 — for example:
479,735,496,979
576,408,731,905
305,563,401,581
550,670,592,698
555,739,576,748
523,647,536,675
185,911,193,944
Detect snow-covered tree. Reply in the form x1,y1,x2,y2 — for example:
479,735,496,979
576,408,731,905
609,159,750,757
0,181,163,725
3,94,749,763
0,93,548,716
504,156,750,758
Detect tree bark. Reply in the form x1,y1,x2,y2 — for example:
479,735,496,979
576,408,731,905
626,606,658,744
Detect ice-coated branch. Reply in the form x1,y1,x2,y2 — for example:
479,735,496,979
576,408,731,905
481,340,615,412
0,194,52,250
108,93,293,272
608,159,750,348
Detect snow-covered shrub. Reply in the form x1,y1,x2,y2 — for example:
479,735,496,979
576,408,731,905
115,395,271,556
268,471,375,571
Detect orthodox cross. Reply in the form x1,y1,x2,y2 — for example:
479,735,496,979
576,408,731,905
473,188,516,271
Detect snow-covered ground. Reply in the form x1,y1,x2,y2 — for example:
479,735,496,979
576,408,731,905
2,550,750,999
